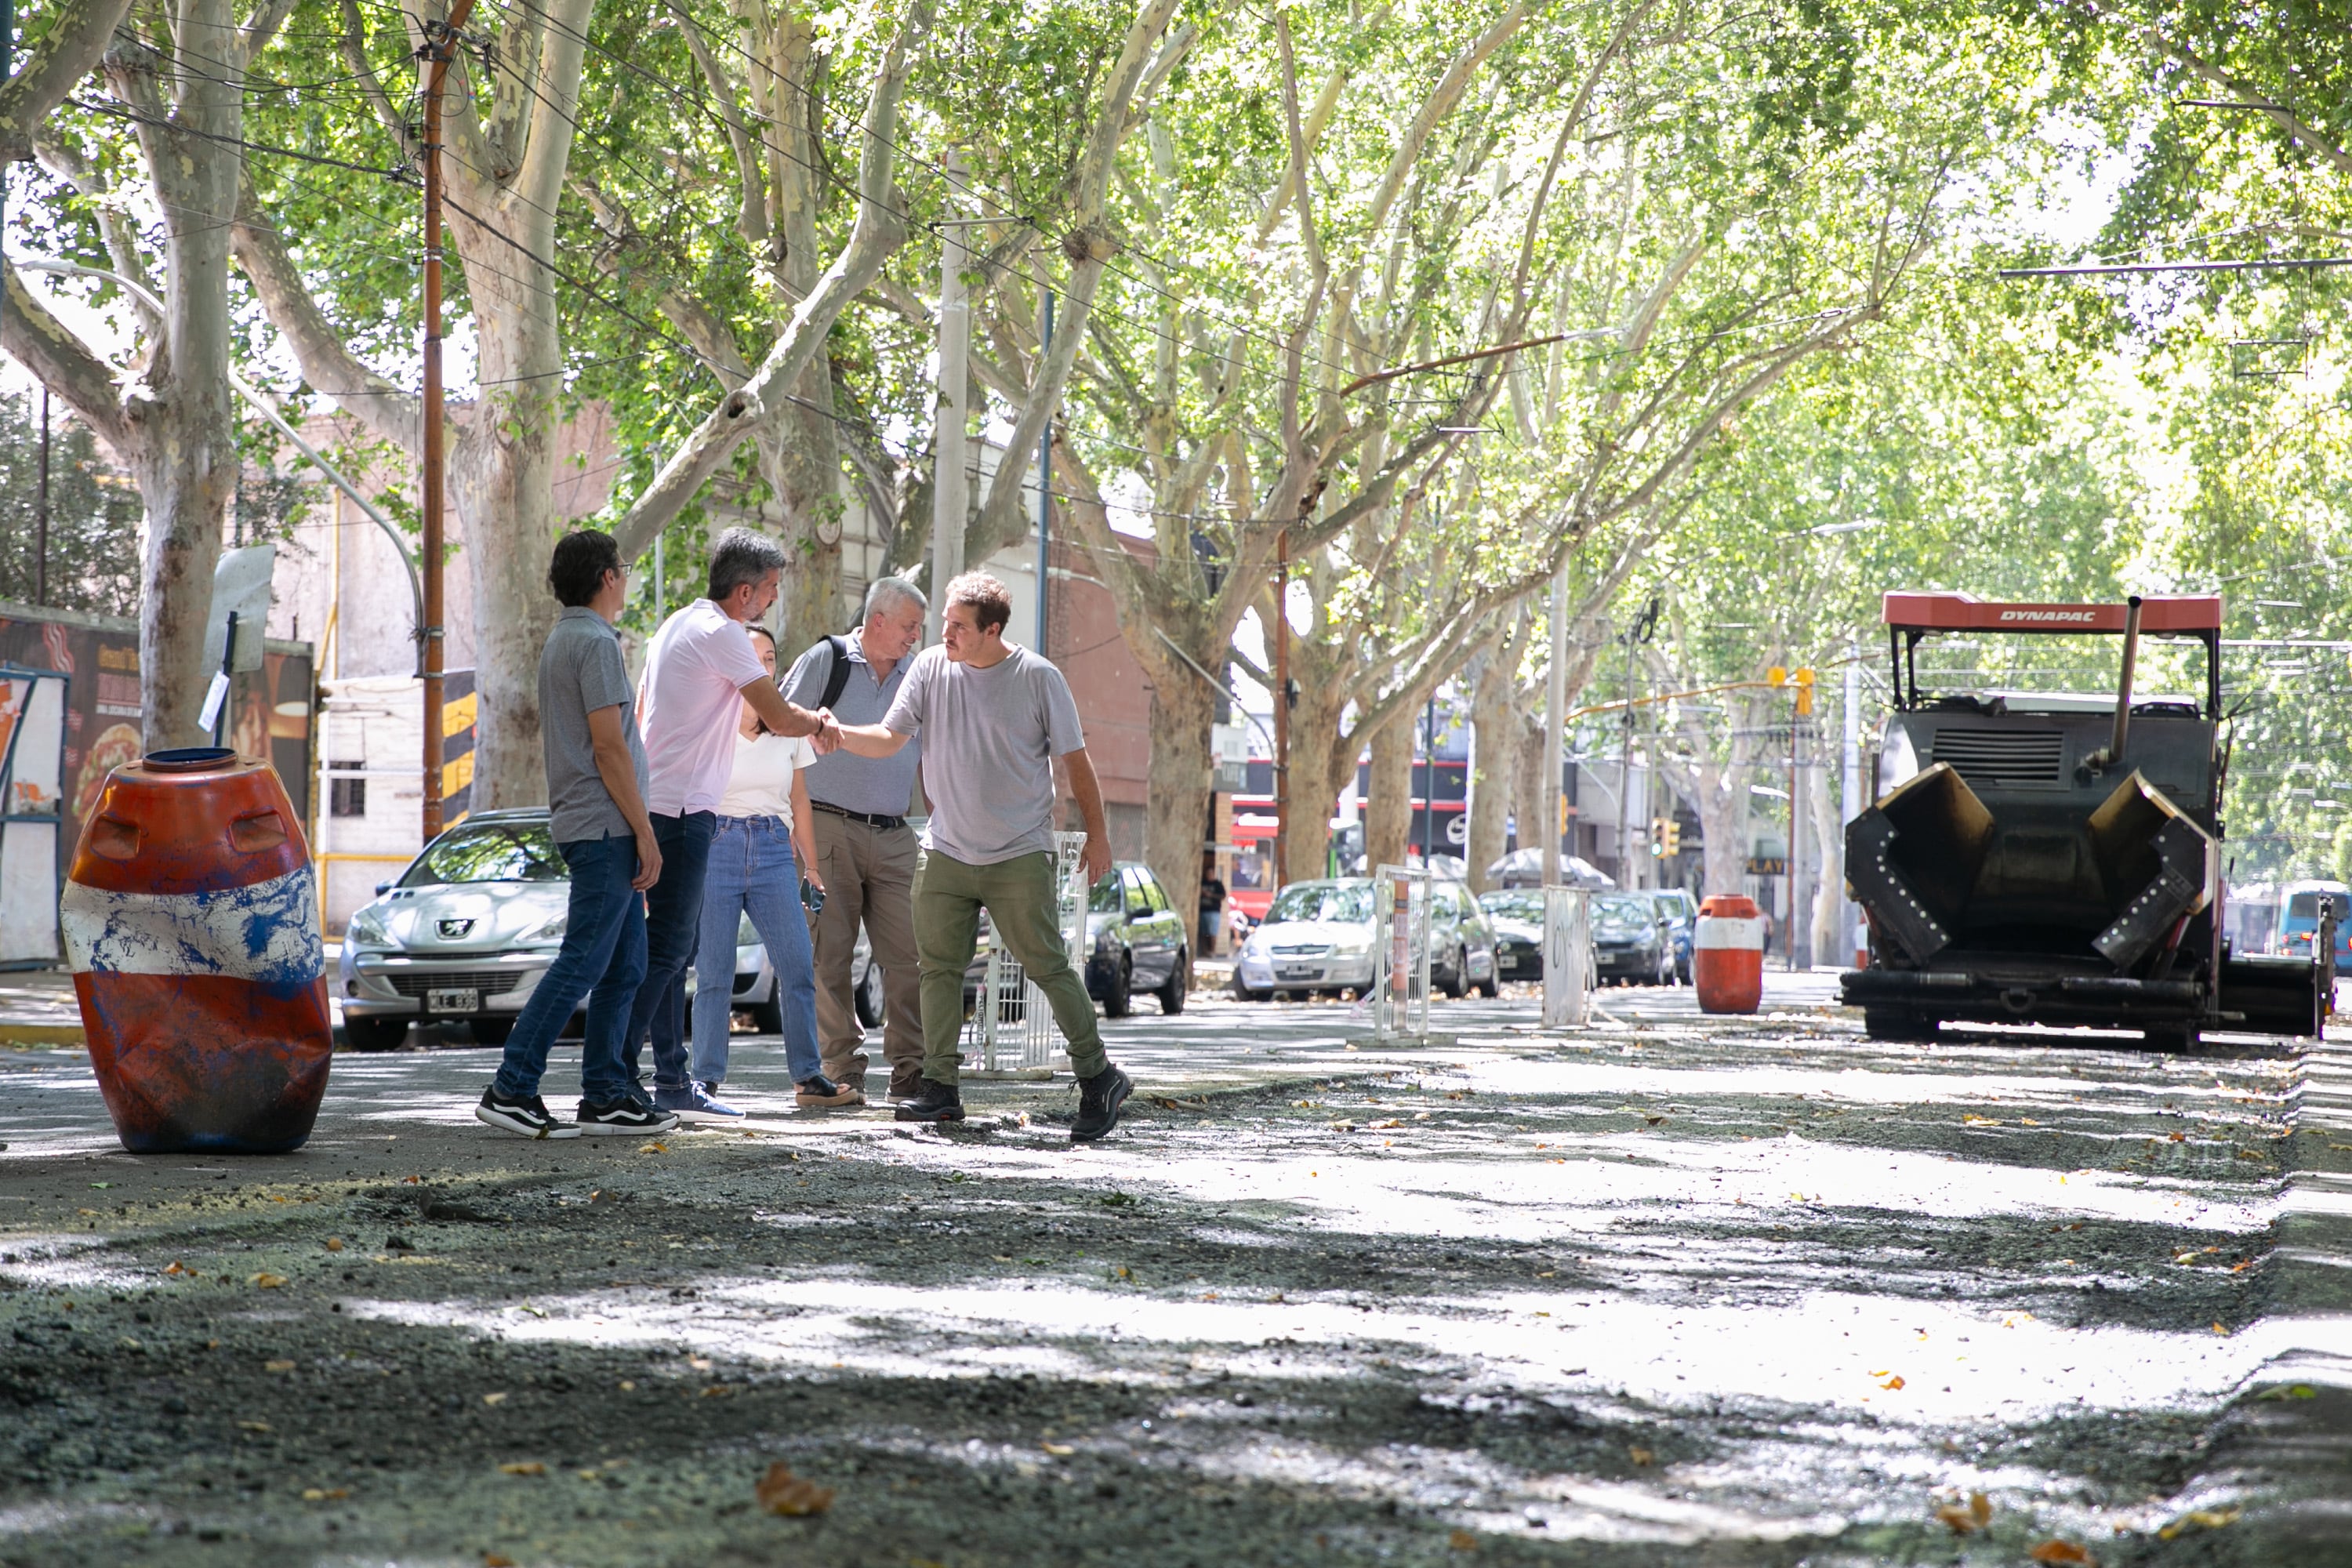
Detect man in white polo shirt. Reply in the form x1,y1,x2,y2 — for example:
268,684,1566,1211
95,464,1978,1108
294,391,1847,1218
626,528,842,1120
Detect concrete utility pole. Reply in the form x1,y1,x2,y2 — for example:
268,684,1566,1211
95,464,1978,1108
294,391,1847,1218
418,0,475,842
1615,626,1635,888
34,387,48,606
1541,568,1568,885
1035,288,1053,653
927,151,971,646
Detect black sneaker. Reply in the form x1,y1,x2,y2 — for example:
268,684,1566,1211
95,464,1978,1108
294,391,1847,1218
893,1079,964,1123
476,1086,582,1139
1070,1064,1132,1143
576,1096,681,1136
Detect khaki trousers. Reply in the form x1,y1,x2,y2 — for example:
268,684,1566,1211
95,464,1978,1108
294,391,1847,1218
809,810,924,1091
913,848,1109,1086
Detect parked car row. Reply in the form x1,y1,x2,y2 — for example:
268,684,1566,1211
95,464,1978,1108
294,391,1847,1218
1472,887,1695,986
1230,876,1500,1001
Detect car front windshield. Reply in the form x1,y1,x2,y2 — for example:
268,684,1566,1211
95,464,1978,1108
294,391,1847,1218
1592,895,1651,931
1266,882,1374,924
401,822,566,887
1482,892,1544,920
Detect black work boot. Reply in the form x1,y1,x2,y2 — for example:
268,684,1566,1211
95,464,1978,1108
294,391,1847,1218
1070,1064,1133,1143
894,1077,964,1123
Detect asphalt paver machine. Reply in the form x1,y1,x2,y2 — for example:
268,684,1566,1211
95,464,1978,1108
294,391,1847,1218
1841,592,2334,1048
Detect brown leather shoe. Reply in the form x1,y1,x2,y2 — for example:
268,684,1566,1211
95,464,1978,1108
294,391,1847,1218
795,1073,862,1108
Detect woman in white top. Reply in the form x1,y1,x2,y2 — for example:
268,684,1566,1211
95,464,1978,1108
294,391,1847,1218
689,627,856,1110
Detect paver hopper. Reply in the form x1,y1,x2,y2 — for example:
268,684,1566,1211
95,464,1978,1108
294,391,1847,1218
1841,593,2332,1048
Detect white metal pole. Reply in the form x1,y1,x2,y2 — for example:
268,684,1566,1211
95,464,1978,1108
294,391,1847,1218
1843,652,1864,965
928,151,971,645
1542,568,1569,886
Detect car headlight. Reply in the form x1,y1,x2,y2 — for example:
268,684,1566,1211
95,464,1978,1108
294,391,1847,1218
1242,935,1267,960
347,906,394,946
1330,933,1372,958
521,913,568,946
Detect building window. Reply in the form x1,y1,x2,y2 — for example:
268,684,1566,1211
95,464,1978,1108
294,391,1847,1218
329,761,366,818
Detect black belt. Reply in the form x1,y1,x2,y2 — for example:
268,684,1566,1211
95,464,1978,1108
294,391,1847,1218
813,800,907,831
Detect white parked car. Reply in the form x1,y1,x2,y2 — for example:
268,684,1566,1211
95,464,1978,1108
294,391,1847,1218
339,808,880,1048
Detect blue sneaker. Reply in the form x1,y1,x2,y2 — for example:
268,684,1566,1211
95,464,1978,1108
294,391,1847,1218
655,1082,745,1123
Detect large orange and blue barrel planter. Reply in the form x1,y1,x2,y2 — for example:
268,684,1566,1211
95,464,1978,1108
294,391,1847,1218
60,747,332,1153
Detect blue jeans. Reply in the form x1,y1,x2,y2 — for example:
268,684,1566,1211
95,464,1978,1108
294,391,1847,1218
692,815,822,1083
491,833,644,1104
622,810,716,1095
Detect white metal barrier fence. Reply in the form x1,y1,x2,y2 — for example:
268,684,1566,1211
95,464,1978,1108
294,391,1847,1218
1370,864,1433,1044
1541,886,1593,1029
964,830,1091,1077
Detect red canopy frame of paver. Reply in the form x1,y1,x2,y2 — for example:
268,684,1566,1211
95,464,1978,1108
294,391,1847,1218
1881,593,2224,719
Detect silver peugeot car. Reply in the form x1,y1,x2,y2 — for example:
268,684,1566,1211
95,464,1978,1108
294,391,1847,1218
338,808,879,1050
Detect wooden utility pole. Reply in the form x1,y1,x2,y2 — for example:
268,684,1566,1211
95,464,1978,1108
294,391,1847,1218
1272,528,1290,885
418,0,474,843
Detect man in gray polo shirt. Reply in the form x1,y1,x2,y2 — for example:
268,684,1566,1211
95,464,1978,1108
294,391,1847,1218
476,529,677,1139
781,576,927,1100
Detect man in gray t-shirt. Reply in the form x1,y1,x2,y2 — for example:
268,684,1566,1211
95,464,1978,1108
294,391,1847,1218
836,571,1134,1141
477,530,674,1142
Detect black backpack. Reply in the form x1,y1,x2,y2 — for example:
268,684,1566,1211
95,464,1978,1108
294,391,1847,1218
811,634,855,711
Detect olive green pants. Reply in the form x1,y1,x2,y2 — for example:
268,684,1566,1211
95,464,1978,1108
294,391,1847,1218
912,848,1108,1085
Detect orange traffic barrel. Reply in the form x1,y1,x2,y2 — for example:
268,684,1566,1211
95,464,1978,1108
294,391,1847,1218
60,747,332,1153
1694,895,1766,1014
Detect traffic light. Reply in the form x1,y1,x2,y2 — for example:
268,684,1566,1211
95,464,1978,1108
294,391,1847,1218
1661,819,1682,857
1766,665,1788,688
1794,666,1815,717
1649,815,1667,856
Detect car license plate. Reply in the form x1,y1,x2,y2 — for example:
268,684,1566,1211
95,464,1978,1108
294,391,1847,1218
1277,966,1319,982
426,987,481,1014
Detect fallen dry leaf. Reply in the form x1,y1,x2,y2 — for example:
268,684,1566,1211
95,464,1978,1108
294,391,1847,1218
237,1420,270,1433
1880,1374,1906,1391
249,1272,288,1289
482,1392,510,1406
265,1359,296,1373
485,1555,517,1568
1933,1491,1994,1534
1963,1115,2002,1127
498,1461,546,1476
1041,1443,1075,1457
162,1261,189,1276
2212,1322,2230,1336
2158,1505,2241,1539
2027,1540,2096,1565
638,1142,668,1154
1447,1528,1479,1551
754,1461,836,1516
325,1237,343,1252
300,1486,350,1501
1628,1447,1655,1466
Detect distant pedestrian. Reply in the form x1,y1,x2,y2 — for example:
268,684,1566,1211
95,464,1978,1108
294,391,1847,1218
475,530,673,1139
833,572,1134,1141
780,576,927,1100
1198,866,1227,956
688,625,851,1116
626,528,844,1123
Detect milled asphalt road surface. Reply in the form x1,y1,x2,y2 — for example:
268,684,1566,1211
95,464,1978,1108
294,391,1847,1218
3,975,2350,1566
